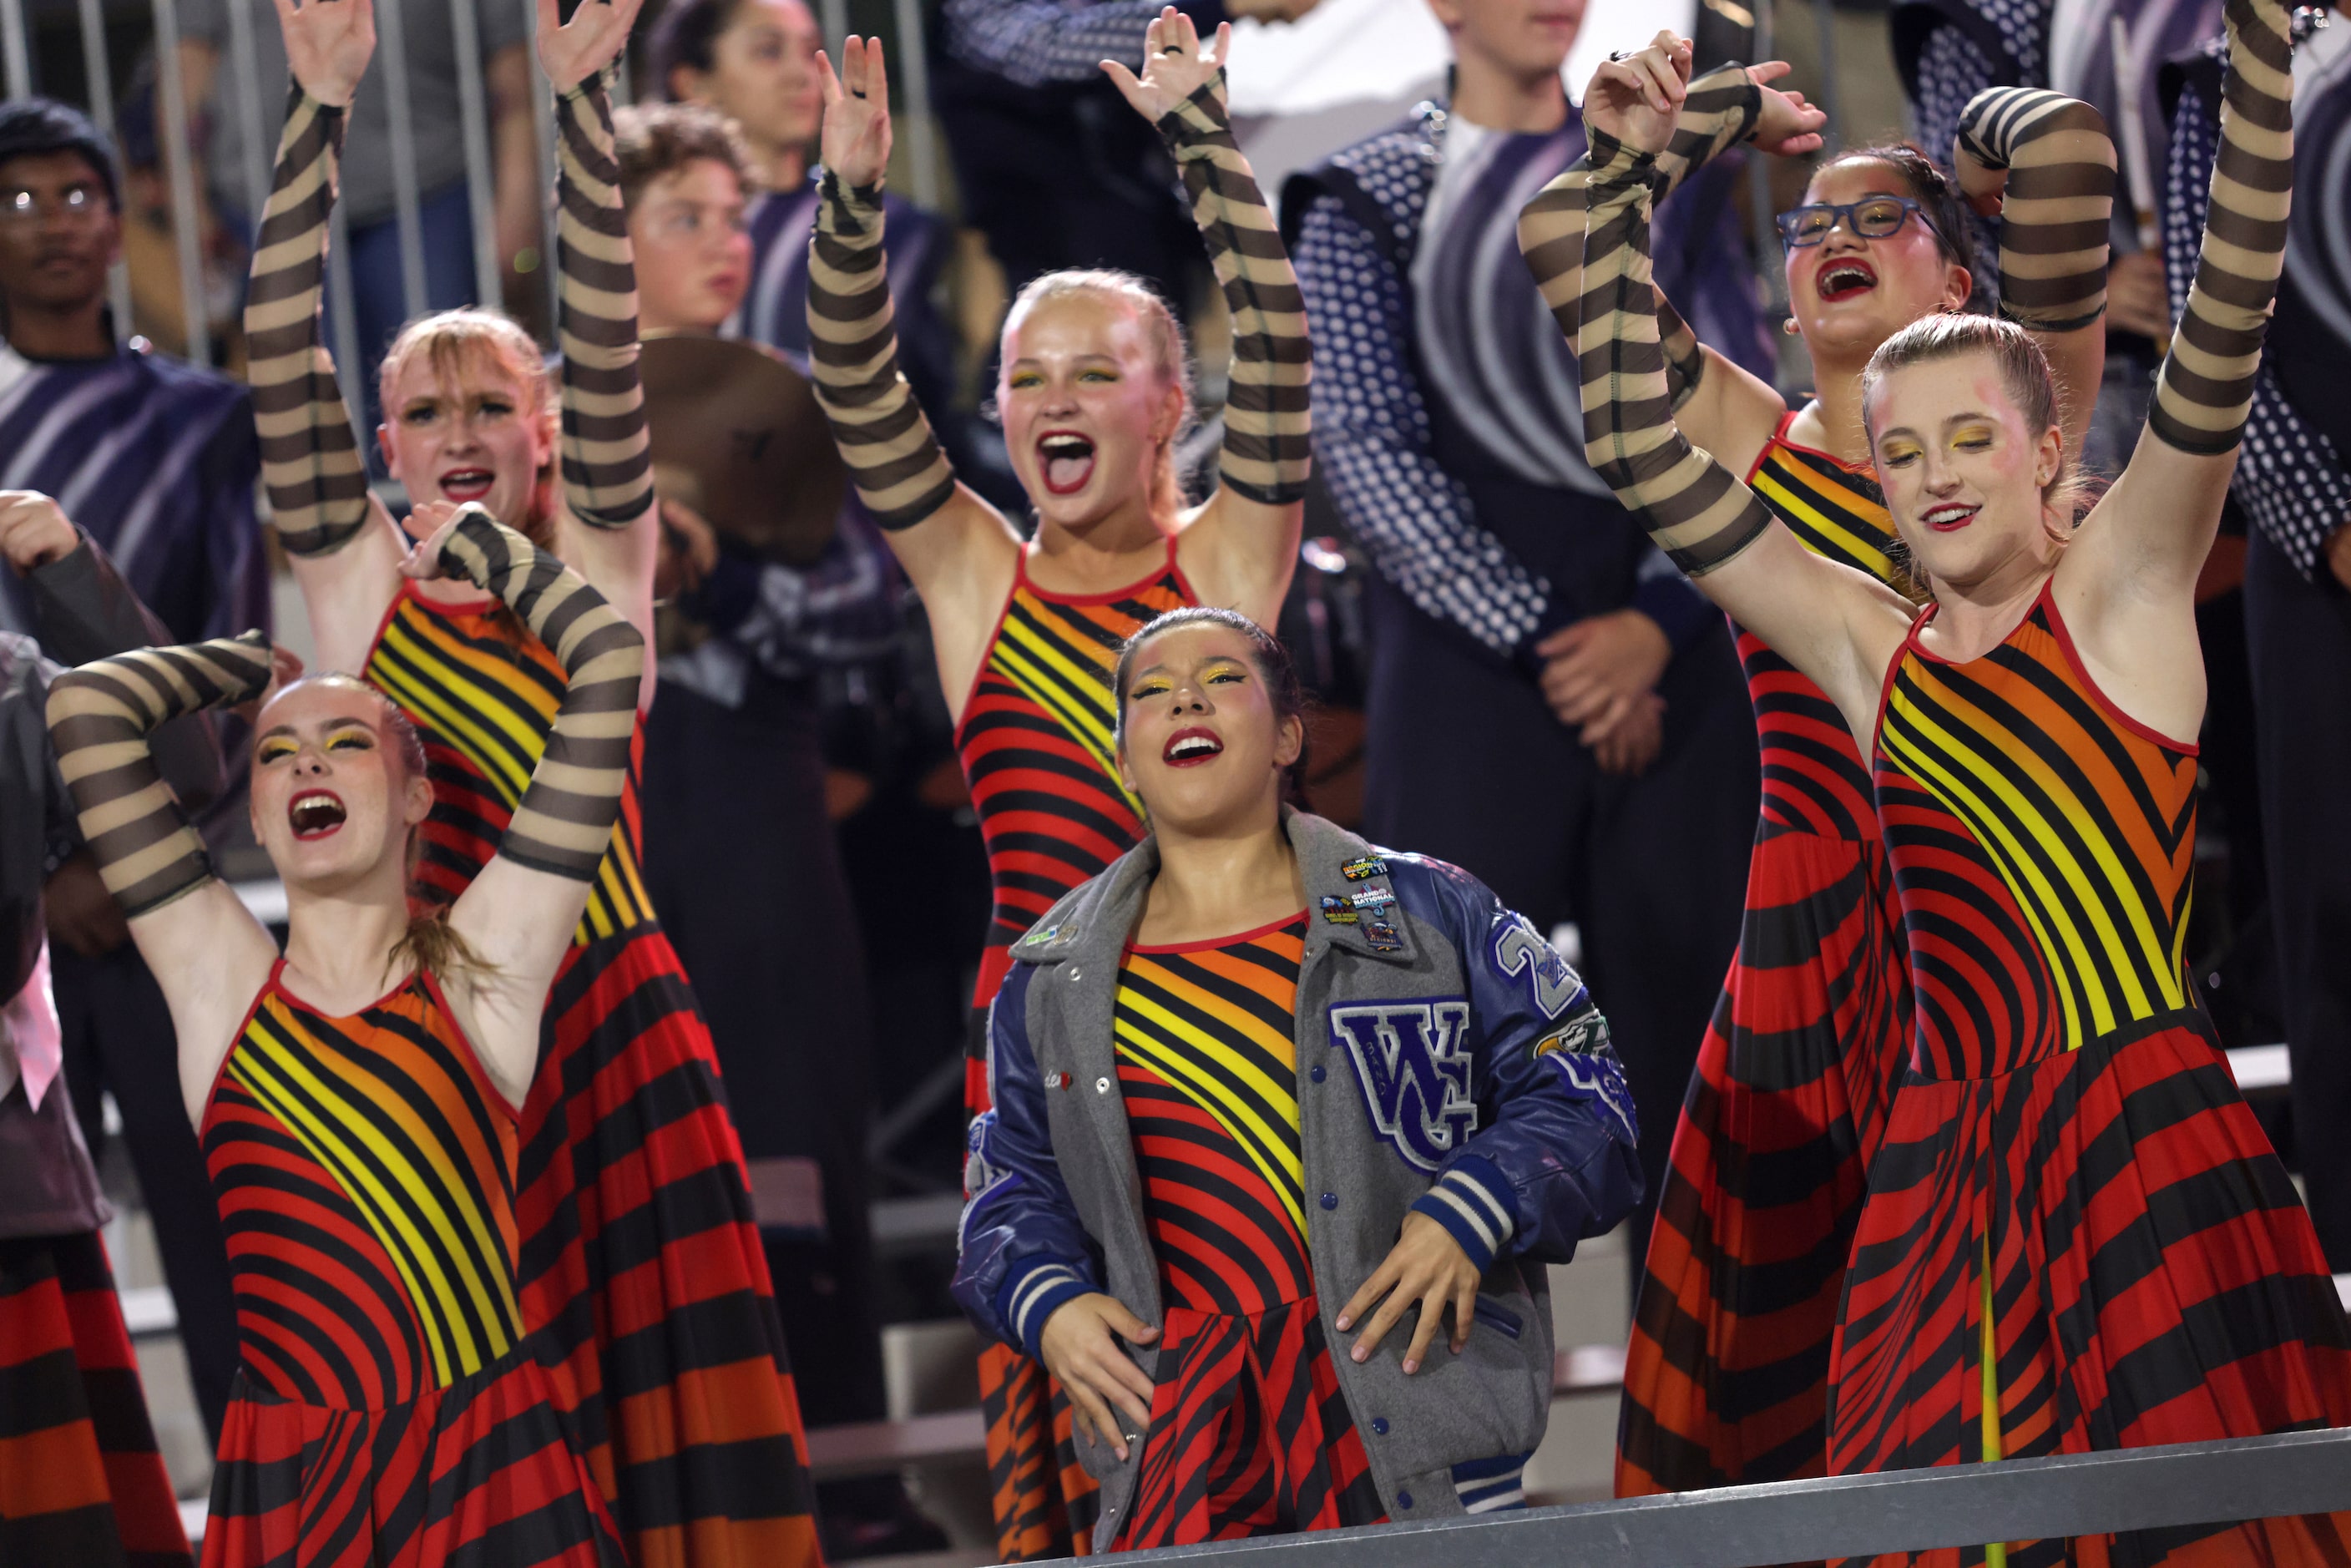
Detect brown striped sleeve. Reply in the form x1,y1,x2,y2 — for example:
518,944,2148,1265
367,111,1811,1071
806,175,958,530
243,85,371,558
1519,63,1762,410
1155,72,1311,505
554,73,653,529
433,508,645,882
46,633,274,917
1954,88,2117,333
1575,132,1776,576
2147,0,2293,456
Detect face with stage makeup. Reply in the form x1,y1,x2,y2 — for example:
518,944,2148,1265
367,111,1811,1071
1785,154,1973,364
249,676,434,895
377,314,559,544
998,284,1191,535
1115,618,1304,838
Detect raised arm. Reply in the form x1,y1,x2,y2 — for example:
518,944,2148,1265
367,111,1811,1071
1570,124,1913,738
44,633,280,1127
1103,9,1307,621
1951,85,2117,452
1519,45,1823,476
2057,0,2293,735
423,505,645,1109
807,36,1024,706
245,0,408,674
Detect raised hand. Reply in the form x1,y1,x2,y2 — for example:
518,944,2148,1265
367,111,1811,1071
535,0,645,94
271,0,376,108
816,35,893,190
397,498,471,579
0,491,81,575
1582,29,1691,156
1100,6,1230,124
1746,60,1826,157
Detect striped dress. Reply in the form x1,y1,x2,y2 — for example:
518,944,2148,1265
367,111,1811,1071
956,544,1192,1556
364,585,819,1568
1840,587,2351,1565
1619,416,1914,1495
196,964,621,1568
1110,915,1383,1546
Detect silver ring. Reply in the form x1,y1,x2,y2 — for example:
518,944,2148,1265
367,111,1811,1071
1607,49,1630,62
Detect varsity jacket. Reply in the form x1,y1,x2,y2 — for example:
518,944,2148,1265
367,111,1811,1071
953,809,1642,1542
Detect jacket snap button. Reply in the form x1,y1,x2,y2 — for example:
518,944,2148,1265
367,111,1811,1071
1068,968,1081,982
1309,1065,1326,1084
1398,1490,1414,1510
1371,1417,1388,1435
1095,1076,1112,1095
1320,1192,1337,1211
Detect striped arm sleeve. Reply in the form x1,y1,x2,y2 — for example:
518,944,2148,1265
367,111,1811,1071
1519,63,1762,407
1954,88,2117,333
807,175,958,530
1575,133,1776,576
45,633,272,916
554,73,652,529
1157,73,1312,505
996,1254,1094,1363
1410,1153,1518,1272
2147,0,2294,457
243,86,370,558
434,509,644,881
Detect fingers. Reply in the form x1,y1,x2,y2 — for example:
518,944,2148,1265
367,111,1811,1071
1211,17,1231,65
1064,1378,1113,1454
1534,621,1590,659
1334,1257,1394,1334
533,0,559,50
1453,1276,1477,1356
1349,1282,1413,1361
813,47,840,105
1749,59,1792,84
1100,58,1145,106
1102,1297,1160,1344
1401,1282,1444,1374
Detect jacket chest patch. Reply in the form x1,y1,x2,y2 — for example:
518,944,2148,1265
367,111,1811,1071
1326,998,1477,1172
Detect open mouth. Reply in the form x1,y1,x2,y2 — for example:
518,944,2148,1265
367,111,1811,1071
1037,432,1097,497
1163,726,1223,767
440,468,495,503
289,790,348,839
1816,259,1878,302
1923,503,1981,532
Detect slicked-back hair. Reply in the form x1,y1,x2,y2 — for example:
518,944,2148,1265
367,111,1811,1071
1114,606,1310,803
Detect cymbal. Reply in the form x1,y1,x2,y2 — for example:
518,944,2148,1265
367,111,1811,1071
640,334,844,568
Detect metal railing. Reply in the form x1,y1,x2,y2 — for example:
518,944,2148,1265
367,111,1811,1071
0,0,948,367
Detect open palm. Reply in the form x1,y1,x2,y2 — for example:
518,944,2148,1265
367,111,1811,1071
535,0,645,93
817,35,892,190
272,0,376,108
1101,7,1229,123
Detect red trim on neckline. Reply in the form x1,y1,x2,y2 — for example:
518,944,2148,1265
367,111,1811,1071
200,959,286,1135
1128,909,1308,955
415,969,523,1125
949,536,1191,746
1763,406,1878,478
268,959,423,1022
2039,585,2202,757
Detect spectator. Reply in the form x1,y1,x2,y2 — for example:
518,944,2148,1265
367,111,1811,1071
0,97,257,1441
1283,0,1769,1277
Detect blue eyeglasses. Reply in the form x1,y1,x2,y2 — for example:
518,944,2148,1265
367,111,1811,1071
1775,195,1925,248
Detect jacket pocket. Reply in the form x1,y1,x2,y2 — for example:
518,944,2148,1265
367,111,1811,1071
1471,1296,1523,1341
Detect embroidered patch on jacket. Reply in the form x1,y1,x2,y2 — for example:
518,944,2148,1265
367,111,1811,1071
1342,856,1389,883
1319,894,1359,925
1544,1042,1637,1146
1490,913,1584,1019
1327,998,1477,1171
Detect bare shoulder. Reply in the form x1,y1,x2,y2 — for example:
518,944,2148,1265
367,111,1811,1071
1171,488,1302,628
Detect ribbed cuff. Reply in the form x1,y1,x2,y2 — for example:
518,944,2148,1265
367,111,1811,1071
1410,1155,1517,1272
998,1254,1094,1362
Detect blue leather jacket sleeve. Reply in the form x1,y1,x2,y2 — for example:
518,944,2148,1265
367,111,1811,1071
1389,859,1644,1271
952,963,1103,1359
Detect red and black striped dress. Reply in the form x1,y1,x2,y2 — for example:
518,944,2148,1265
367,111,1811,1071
954,544,1191,1558
365,585,820,1568
197,964,621,1568
0,1232,191,1567
1839,586,2351,1565
1110,915,1383,1547
1620,415,1915,1495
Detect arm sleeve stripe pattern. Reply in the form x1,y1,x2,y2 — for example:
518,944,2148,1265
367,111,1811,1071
806,175,959,531
1518,60,1758,407
1157,73,1313,506
2147,0,2295,457
243,86,372,559
1956,87,2118,333
45,632,272,915
435,509,645,882
554,74,654,529
1571,134,1776,577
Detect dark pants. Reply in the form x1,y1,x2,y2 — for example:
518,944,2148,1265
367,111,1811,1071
2245,527,2351,1268
1359,577,1759,1280
53,941,240,1443
635,677,887,1434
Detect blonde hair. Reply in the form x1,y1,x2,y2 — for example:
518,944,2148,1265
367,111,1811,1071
377,308,560,542
262,675,491,984
1860,313,2093,591
1002,269,1197,518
